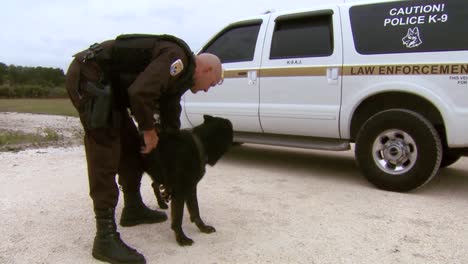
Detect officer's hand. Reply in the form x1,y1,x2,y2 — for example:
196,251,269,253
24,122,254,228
141,129,159,154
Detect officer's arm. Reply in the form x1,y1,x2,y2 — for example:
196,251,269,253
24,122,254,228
127,48,181,131
159,94,182,132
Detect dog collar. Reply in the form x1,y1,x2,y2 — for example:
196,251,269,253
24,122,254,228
158,184,172,203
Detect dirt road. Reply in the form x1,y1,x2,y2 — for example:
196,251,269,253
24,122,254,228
0,113,467,264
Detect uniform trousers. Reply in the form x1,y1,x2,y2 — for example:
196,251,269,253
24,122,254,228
66,59,144,209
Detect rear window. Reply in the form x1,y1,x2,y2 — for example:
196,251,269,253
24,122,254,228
270,14,333,59
350,0,468,55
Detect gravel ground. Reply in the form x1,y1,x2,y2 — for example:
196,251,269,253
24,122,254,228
0,112,83,151
0,113,467,264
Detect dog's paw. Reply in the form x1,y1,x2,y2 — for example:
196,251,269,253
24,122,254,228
199,225,216,234
176,235,194,246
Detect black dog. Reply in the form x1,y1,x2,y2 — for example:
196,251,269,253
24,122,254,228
143,115,233,246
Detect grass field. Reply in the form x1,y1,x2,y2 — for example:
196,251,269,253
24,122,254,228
0,98,78,116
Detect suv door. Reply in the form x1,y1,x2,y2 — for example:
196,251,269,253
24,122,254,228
259,8,343,138
183,15,270,132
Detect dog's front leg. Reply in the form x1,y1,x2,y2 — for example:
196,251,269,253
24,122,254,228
151,182,168,209
171,195,193,246
187,187,216,234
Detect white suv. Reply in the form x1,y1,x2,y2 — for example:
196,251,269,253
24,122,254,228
181,0,468,192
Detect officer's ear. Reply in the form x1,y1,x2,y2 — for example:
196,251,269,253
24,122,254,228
203,65,213,73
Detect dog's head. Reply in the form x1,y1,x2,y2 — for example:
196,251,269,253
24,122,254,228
193,115,233,166
402,27,422,48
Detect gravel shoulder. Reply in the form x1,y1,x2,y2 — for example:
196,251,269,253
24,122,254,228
0,112,83,151
0,113,467,264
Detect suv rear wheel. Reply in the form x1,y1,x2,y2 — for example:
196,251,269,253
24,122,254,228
355,109,442,192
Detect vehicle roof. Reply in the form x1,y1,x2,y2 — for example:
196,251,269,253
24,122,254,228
230,0,406,23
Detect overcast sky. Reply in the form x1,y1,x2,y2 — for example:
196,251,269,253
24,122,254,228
1,0,358,71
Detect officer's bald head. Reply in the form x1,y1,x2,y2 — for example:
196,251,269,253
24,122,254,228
191,53,223,93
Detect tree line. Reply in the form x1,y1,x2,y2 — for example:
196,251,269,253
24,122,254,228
0,62,67,98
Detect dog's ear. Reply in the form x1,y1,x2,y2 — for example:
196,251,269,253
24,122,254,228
203,115,214,122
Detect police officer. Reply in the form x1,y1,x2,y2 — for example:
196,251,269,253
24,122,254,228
65,34,223,264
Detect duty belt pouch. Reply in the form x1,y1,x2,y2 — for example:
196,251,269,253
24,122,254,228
84,81,112,129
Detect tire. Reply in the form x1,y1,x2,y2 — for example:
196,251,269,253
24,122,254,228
440,151,461,168
355,109,442,192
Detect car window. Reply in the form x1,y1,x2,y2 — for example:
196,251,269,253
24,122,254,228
270,14,333,59
350,0,468,54
202,24,261,63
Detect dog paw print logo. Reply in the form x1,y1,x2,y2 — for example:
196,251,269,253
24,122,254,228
402,27,423,48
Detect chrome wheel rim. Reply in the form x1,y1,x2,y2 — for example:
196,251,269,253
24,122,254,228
372,129,418,175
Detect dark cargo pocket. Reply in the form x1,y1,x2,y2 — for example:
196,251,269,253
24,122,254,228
84,81,112,129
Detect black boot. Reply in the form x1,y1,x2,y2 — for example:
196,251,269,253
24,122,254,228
92,208,146,264
120,189,167,227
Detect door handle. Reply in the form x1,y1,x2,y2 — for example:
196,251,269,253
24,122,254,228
327,68,339,80
327,68,339,84
248,70,257,85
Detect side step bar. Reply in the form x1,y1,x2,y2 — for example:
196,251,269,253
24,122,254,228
234,132,351,151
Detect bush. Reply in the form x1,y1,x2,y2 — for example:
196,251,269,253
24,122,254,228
0,85,67,98
0,86,12,97
48,86,68,98
0,62,67,98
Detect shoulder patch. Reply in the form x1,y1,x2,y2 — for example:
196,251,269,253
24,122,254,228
170,59,184,77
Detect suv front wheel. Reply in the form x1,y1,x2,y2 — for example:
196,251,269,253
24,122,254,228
355,109,442,192
440,150,461,168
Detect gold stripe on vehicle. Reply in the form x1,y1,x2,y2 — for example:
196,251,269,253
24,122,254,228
223,66,329,78
223,64,468,79
259,67,328,77
223,69,248,78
